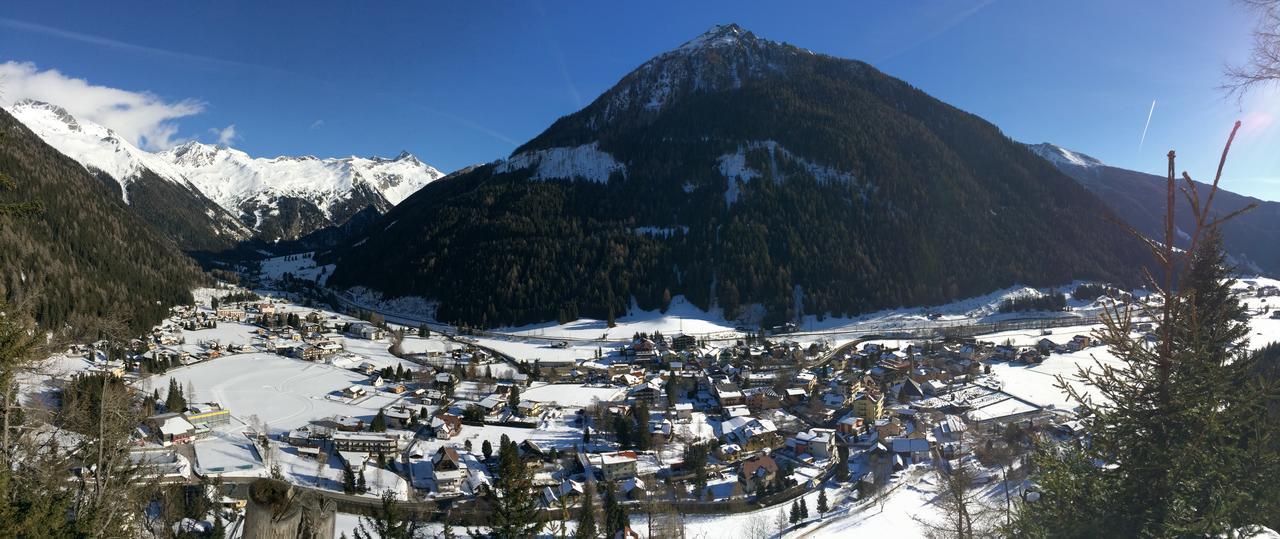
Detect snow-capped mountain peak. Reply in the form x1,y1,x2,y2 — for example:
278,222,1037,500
581,23,806,128
1027,143,1104,170
6,99,194,201
676,23,751,53
154,140,442,214
7,99,444,240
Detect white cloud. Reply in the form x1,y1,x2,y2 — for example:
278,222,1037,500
0,60,204,150
210,124,238,145
309,119,325,130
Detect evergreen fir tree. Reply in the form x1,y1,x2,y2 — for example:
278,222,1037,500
370,410,387,432
574,483,597,539
602,482,627,538
1010,137,1280,537
357,468,367,494
482,440,493,461
799,497,809,519
342,461,356,494
817,489,829,515
164,378,186,412
491,435,542,537
789,501,800,524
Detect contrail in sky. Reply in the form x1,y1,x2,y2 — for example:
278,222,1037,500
1139,99,1156,151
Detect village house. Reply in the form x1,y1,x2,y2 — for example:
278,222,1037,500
792,428,837,459
215,306,246,321
348,322,385,340
722,416,783,452
851,391,885,422
714,381,745,408
431,446,466,494
331,432,398,454
432,413,462,439
146,413,195,446
332,415,365,432
579,450,639,482
738,454,779,495
382,404,415,429
742,386,782,410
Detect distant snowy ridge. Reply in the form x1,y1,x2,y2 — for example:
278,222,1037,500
1027,142,1104,169
159,142,443,219
495,142,626,183
5,99,444,234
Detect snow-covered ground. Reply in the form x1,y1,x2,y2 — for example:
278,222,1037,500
988,348,1125,411
142,353,410,434
520,383,625,407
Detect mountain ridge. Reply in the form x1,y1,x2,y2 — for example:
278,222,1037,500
5,99,445,244
1029,142,1280,276
321,24,1149,328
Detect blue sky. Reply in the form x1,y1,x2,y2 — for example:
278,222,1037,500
2,0,1277,200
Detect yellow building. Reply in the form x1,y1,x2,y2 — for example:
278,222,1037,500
851,391,884,422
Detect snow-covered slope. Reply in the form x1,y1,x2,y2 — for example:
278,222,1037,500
158,142,443,221
1026,142,1104,170
7,99,199,202
6,99,255,250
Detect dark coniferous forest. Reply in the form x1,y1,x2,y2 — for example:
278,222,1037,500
0,108,203,334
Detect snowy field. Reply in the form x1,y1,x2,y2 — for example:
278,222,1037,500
182,322,263,348
141,353,410,434
468,334,604,365
520,383,625,407
987,348,1124,411
498,295,740,341
398,335,463,355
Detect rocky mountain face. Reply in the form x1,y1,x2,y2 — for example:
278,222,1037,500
320,24,1150,327
1029,142,1280,276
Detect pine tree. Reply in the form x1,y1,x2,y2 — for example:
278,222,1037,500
1010,131,1280,537
789,501,800,524
574,483,597,539
482,440,493,461
164,378,186,412
370,410,387,432
602,482,627,538
342,461,356,494
817,489,829,515
354,490,421,539
799,497,809,519
491,436,542,537
357,468,367,494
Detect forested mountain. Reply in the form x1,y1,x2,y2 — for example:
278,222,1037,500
323,24,1149,327
1029,143,1280,276
0,107,203,334
5,100,444,248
